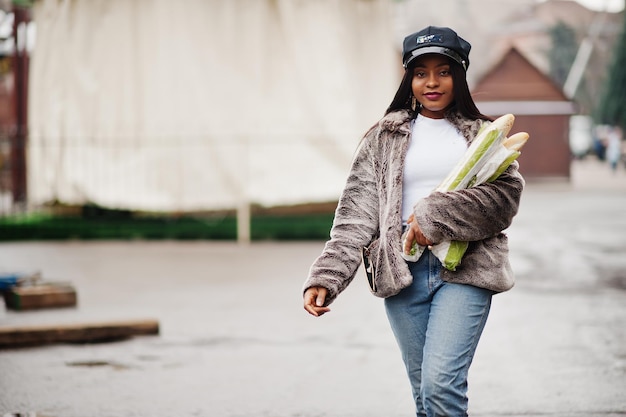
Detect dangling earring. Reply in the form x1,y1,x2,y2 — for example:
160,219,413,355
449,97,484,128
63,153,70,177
411,95,417,111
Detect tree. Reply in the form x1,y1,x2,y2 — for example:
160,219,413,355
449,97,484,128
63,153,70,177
548,21,578,87
596,14,626,130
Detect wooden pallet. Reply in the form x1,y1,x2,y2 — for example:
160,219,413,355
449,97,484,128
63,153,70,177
3,283,77,310
0,319,160,348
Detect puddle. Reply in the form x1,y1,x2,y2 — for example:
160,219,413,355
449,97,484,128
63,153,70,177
598,265,626,291
3,414,47,417
606,275,626,291
66,360,132,370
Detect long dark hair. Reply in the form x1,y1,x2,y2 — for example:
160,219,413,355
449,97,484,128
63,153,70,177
385,57,492,122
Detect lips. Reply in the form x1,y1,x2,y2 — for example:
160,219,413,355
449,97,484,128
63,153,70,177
424,92,443,100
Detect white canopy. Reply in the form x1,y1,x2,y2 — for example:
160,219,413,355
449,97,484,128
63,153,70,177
28,0,398,212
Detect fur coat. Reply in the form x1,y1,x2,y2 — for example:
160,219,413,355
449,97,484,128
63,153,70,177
304,108,525,304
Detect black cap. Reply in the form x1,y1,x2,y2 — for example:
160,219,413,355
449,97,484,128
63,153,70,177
402,26,471,71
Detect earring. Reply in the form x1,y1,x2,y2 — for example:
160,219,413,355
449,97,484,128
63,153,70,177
411,96,417,111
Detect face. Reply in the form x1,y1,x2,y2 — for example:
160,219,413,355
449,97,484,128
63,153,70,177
411,54,455,119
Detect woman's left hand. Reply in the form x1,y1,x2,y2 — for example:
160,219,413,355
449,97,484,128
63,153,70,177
404,214,433,254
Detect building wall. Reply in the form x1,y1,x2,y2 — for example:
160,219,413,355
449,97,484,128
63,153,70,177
473,48,574,180
514,115,571,179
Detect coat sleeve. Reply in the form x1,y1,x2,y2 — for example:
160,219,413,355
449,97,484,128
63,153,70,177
413,160,525,243
303,128,381,305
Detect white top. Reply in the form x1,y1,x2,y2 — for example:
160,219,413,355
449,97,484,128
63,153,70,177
402,114,468,221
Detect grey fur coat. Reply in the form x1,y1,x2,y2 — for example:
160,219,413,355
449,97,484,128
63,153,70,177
304,109,525,304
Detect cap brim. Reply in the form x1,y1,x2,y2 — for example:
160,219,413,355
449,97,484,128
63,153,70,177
404,46,467,70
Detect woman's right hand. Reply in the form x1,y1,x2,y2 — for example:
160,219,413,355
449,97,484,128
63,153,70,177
404,214,433,255
303,286,331,317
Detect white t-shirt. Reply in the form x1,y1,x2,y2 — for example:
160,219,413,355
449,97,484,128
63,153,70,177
401,114,468,222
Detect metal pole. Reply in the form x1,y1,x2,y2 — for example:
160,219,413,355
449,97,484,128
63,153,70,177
237,200,250,244
237,136,250,244
563,10,607,99
10,5,29,207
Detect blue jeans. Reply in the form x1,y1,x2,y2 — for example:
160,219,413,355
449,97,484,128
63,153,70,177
384,249,492,417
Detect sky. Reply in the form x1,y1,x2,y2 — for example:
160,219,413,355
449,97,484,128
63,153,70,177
557,0,625,11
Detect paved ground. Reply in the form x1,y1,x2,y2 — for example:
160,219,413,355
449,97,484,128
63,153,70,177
0,158,625,417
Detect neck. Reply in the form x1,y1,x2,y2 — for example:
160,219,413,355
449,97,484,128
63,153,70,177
419,109,446,119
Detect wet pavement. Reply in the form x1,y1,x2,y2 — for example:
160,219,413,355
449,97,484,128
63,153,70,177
1,158,625,417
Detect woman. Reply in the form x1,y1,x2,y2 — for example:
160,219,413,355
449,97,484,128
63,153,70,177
302,26,524,416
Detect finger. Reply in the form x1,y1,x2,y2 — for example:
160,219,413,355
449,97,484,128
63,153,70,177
304,304,318,316
404,229,414,254
316,306,331,316
304,303,330,317
303,290,316,307
414,226,433,247
315,288,327,307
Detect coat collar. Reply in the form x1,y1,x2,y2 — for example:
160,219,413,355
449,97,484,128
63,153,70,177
379,109,484,143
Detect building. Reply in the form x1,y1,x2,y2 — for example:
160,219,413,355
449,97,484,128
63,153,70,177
473,47,576,180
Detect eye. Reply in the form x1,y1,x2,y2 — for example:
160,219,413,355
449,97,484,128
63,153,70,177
440,68,451,76
413,69,426,78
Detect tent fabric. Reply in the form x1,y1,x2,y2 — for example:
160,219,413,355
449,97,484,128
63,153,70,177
28,0,398,211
